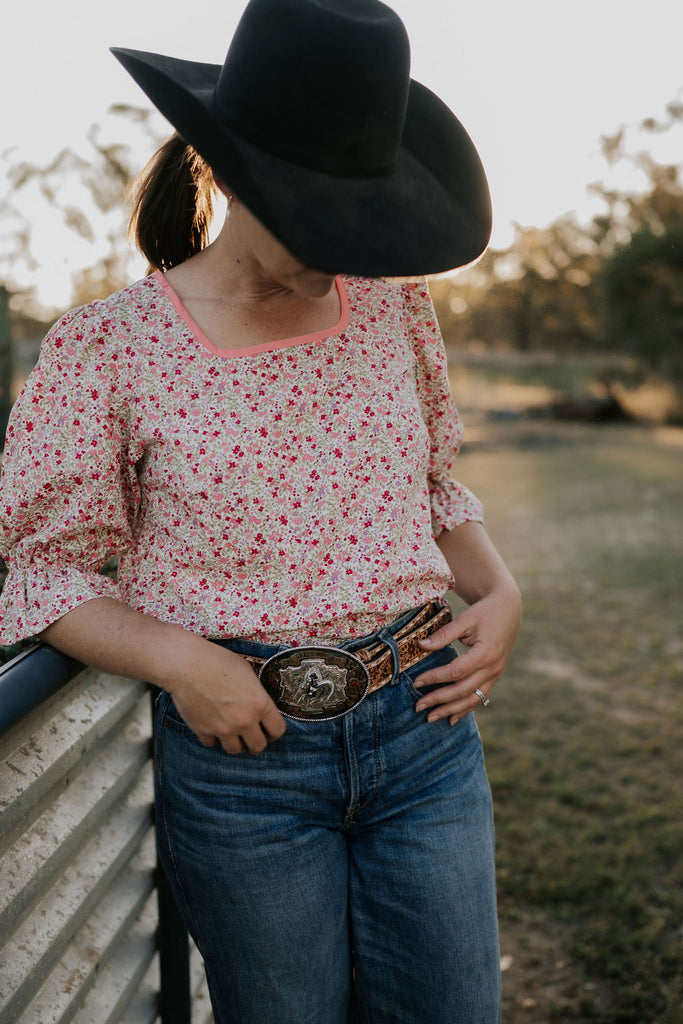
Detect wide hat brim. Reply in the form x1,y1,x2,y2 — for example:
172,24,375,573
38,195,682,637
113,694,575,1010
111,43,492,277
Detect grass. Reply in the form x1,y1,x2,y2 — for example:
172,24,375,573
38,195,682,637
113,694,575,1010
455,420,683,1023
447,349,681,423
451,351,623,395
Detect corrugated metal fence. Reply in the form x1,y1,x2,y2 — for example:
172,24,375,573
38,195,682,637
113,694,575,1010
0,644,213,1024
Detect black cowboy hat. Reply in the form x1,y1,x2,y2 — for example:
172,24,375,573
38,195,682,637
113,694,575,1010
112,0,491,277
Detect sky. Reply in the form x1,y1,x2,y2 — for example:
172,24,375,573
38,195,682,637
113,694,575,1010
2,0,682,308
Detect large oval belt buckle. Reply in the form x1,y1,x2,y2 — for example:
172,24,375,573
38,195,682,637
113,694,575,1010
259,646,371,721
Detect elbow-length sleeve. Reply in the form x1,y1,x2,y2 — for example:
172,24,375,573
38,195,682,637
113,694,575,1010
0,306,142,644
402,280,483,536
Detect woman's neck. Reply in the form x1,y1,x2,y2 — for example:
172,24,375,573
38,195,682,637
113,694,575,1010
160,220,342,350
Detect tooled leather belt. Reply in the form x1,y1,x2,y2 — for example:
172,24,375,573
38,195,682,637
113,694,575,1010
240,601,452,721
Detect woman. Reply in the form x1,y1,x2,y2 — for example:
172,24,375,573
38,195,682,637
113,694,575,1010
0,1,521,1021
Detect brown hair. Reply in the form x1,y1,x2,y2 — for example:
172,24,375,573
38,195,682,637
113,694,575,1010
128,133,216,272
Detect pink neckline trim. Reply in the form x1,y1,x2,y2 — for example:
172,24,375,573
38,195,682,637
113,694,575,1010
153,270,350,358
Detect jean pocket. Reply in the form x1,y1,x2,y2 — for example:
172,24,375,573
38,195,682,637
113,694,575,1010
155,692,200,739
401,644,458,701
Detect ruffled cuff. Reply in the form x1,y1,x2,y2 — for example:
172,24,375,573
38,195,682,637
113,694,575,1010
429,475,484,537
0,563,119,645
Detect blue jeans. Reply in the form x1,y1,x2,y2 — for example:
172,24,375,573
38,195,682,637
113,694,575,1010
154,611,500,1024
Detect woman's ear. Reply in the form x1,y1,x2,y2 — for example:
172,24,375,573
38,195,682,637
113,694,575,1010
212,172,231,198
212,174,235,216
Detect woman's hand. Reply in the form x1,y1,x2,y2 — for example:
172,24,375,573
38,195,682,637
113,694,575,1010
40,597,286,755
413,580,522,724
167,642,286,754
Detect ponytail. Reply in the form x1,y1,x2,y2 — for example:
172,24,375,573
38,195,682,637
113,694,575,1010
128,133,216,272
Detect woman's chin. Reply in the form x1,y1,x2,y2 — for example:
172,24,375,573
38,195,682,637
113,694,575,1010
296,271,337,298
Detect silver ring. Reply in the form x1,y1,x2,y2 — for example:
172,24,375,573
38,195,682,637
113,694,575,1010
475,689,490,707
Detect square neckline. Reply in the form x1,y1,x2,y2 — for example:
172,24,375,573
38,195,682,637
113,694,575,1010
153,270,350,359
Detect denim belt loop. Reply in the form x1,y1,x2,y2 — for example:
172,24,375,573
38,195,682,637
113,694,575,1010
374,627,402,686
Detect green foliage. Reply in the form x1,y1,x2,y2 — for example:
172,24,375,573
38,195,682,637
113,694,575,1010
432,218,605,356
432,94,683,420
599,225,683,400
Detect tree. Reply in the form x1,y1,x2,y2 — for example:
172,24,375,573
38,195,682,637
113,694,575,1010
431,216,601,354
1,104,163,318
431,93,683,420
589,97,683,250
592,97,683,417
599,224,683,417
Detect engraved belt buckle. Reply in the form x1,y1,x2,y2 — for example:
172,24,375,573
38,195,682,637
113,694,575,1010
259,646,371,721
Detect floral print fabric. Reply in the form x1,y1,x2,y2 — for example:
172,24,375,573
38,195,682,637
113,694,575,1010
0,274,482,645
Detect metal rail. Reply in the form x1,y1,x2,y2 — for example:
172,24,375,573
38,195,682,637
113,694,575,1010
0,644,197,1024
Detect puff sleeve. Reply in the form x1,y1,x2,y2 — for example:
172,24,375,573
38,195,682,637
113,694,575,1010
0,306,142,644
403,280,483,536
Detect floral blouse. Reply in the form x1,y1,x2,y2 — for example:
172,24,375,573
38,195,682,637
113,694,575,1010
0,273,482,646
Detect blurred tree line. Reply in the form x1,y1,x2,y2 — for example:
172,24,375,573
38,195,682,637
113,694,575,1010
1,96,682,421
0,104,161,317
0,105,162,445
430,96,683,420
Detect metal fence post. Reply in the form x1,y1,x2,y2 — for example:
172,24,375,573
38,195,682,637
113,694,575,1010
150,685,193,1024
0,283,13,449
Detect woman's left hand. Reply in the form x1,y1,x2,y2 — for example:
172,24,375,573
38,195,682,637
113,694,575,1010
412,582,522,724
